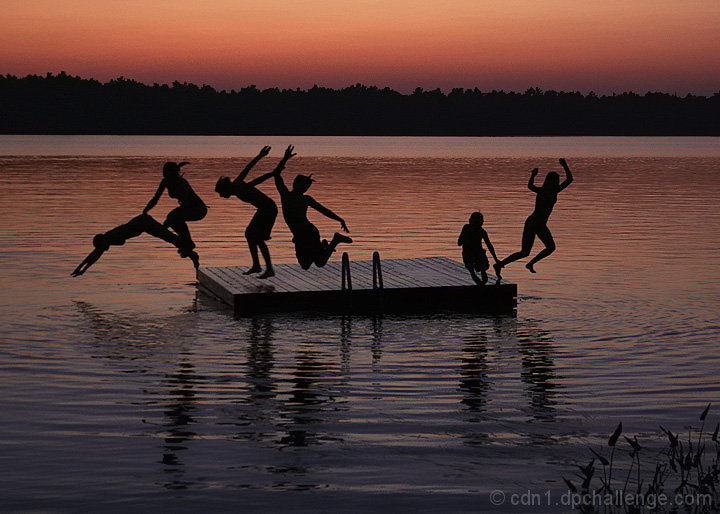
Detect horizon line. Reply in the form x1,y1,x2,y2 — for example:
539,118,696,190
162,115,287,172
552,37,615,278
5,71,719,98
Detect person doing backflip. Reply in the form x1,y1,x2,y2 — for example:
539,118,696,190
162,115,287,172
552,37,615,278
273,145,352,269
215,146,279,278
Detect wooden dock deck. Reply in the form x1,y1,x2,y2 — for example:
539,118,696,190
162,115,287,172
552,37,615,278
197,256,516,315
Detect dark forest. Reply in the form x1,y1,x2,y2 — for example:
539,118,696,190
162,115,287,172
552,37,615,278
1,72,718,135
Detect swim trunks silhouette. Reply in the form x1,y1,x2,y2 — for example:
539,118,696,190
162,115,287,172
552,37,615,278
216,146,279,279
273,145,352,270
71,213,199,276
143,161,207,257
494,158,573,276
458,211,499,285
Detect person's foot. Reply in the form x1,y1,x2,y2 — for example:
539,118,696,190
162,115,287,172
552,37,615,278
493,262,503,278
333,233,353,244
243,265,262,275
188,251,200,269
525,262,536,273
258,269,275,279
177,241,196,254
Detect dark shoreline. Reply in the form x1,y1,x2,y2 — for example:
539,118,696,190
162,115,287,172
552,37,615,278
2,72,719,136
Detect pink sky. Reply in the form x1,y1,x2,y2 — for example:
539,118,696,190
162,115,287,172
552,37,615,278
2,0,719,94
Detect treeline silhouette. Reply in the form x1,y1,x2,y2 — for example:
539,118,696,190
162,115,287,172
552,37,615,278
1,72,719,135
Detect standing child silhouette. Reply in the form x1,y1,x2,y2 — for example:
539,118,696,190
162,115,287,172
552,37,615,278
458,211,499,285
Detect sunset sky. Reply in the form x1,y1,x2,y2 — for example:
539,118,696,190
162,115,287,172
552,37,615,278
2,0,719,94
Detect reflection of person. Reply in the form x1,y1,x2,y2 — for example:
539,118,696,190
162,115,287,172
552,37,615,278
273,145,352,269
495,158,573,276
143,161,207,256
458,211,499,285
71,213,199,276
215,146,278,278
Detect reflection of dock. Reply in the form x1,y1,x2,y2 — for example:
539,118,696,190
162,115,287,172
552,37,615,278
198,256,516,315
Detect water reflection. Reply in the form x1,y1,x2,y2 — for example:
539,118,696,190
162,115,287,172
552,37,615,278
458,316,562,424
371,315,384,365
340,315,352,374
160,354,201,489
458,330,492,418
279,346,345,447
74,302,564,492
245,317,277,403
74,302,203,487
222,317,281,450
518,331,559,423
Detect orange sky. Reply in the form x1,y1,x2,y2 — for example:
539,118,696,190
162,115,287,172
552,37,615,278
2,0,719,94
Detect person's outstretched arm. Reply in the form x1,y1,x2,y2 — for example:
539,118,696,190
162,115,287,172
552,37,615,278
483,230,499,263
558,158,573,191
306,196,349,232
246,172,275,188
71,247,105,276
233,146,271,184
273,145,296,195
143,179,166,214
528,168,540,192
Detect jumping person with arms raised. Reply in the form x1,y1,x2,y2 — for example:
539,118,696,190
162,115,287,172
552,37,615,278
494,158,573,277
273,145,352,270
215,145,278,278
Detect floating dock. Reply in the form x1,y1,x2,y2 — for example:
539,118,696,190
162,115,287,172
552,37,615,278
197,256,516,315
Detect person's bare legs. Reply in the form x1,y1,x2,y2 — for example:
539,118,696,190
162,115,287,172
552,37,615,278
331,232,352,246
244,241,262,274
467,267,484,285
187,251,200,269
525,225,555,273
495,220,536,277
164,208,195,250
140,214,199,268
257,241,274,279
140,214,179,245
314,233,353,268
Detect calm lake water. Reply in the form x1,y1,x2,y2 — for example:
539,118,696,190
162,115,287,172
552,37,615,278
1,137,719,512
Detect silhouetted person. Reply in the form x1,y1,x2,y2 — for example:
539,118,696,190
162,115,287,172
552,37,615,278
71,213,199,276
144,161,207,257
216,146,278,278
458,211,499,285
494,158,573,276
273,145,352,269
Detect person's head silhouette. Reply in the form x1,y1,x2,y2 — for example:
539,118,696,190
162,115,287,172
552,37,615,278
543,171,560,189
92,233,110,251
292,174,314,193
163,161,189,181
469,211,484,227
215,176,233,198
